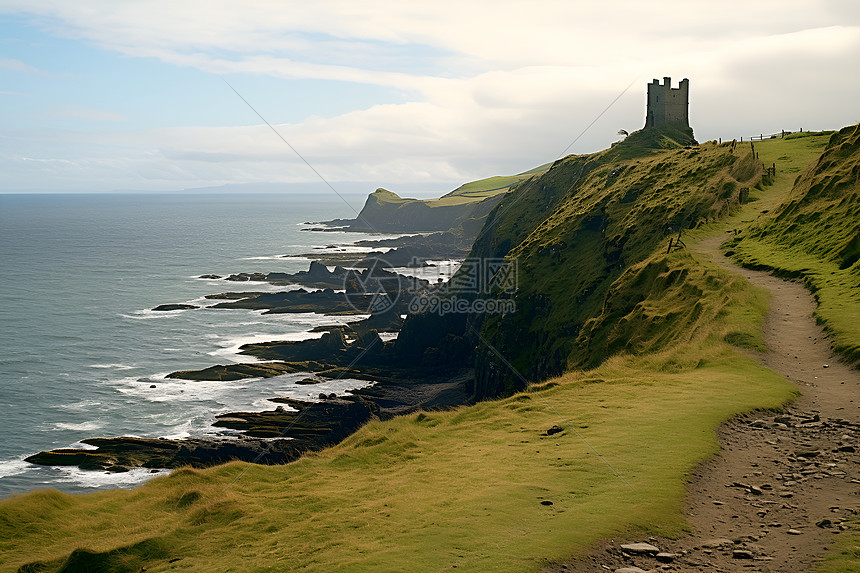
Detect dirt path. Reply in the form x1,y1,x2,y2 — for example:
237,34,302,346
557,233,860,572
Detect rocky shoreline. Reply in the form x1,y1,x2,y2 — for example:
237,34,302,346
26,231,473,475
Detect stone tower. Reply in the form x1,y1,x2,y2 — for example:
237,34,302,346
645,77,689,128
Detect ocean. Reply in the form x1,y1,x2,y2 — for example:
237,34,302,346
0,192,407,498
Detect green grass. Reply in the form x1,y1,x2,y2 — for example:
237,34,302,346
726,126,860,365
438,175,535,203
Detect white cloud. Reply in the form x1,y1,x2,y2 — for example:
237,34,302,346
0,57,47,74
1,1,859,191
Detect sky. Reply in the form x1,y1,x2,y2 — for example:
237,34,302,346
1,1,859,194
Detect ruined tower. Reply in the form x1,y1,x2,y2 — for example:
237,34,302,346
645,77,689,128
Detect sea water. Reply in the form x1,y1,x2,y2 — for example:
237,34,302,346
0,192,413,497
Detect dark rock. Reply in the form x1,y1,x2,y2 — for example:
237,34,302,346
540,500,553,506
296,377,322,385
198,274,222,279
546,425,564,436
225,272,267,282
26,436,306,471
152,304,198,311
168,361,309,381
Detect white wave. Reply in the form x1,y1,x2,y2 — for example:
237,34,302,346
240,255,293,260
207,331,326,363
0,458,30,479
378,332,399,342
54,421,103,432
58,399,102,412
268,312,370,329
120,308,191,320
68,441,99,451
391,259,462,282
53,465,170,490
160,419,193,440
278,255,313,263
309,245,392,254
88,363,134,370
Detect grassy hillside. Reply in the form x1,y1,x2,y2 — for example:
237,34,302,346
460,125,762,397
726,125,860,365
3,126,857,572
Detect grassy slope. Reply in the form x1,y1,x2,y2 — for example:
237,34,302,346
466,128,763,397
4,131,857,572
726,126,860,366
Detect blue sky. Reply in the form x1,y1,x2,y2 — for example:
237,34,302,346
1,1,859,193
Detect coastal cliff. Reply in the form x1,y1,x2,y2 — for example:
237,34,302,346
4,125,859,573
393,124,769,399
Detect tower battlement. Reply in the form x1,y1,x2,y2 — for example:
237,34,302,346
645,77,689,128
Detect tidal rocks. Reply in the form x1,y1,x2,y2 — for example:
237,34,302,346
219,262,350,290
207,288,362,314
225,272,268,282
166,361,314,381
26,436,309,471
213,395,380,440
27,395,382,472
152,303,199,311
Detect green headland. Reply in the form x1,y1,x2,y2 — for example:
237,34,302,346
2,124,859,572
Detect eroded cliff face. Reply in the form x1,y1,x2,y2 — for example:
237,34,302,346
395,125,765,400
